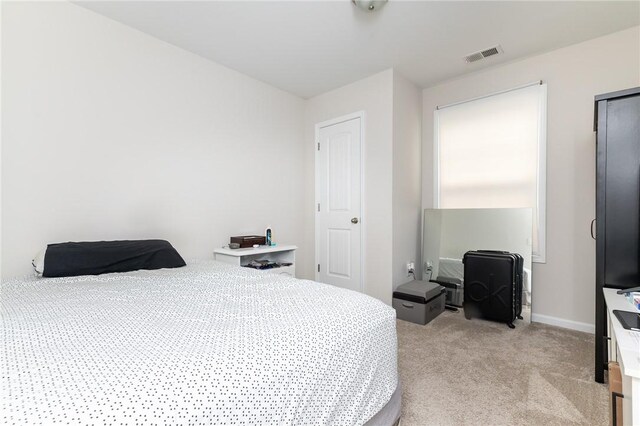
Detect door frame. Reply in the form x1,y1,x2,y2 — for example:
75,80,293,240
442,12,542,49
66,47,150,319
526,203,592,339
314,111,365,292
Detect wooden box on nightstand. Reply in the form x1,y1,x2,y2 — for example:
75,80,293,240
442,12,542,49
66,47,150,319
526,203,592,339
213,245,297,277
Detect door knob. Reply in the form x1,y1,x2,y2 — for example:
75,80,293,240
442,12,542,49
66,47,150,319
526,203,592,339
351,217,359,224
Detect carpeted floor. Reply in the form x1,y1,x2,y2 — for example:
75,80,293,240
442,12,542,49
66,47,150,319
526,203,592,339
396,311,609,426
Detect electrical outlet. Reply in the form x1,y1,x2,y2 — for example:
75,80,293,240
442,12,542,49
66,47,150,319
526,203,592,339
406,262,415,277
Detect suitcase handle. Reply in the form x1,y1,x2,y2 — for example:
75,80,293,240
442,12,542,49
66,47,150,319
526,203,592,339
402,302,414,309
476,250,511,254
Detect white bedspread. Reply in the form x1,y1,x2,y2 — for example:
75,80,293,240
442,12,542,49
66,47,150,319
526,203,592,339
2,261,397,425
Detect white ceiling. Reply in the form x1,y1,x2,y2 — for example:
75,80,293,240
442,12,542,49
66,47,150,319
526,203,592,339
76,1,640,98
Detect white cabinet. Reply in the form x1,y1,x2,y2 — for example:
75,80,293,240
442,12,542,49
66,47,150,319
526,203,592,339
604,289,640,426
213,245,297,277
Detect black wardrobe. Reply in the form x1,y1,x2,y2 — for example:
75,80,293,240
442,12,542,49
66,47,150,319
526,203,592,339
594,87,640,383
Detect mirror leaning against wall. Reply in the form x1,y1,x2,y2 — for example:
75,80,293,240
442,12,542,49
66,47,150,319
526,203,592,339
423,208,533,324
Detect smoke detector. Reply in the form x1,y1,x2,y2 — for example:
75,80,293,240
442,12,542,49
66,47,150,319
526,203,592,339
352,0,388,12
464,45,504,63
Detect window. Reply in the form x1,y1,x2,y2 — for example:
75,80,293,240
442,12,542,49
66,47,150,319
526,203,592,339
434,83,547,262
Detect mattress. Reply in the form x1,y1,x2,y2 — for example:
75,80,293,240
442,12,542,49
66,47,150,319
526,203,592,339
2,261,398,425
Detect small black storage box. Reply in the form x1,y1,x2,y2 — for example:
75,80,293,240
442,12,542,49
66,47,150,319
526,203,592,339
393,280,445,325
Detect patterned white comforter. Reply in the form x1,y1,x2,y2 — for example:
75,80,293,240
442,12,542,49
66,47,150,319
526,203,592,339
2,261,398,425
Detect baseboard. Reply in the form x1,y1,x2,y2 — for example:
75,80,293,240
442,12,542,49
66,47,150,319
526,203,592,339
531,313,595,334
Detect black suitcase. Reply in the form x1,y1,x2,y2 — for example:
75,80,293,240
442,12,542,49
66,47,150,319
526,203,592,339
462,250,524,328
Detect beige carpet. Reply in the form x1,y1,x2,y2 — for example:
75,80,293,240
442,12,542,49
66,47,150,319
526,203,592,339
397,311,608,426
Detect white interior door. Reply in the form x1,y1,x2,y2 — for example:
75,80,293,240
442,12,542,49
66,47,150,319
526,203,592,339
316,116,362,292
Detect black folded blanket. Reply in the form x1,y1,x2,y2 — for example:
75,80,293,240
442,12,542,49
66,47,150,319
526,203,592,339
43,239,186,278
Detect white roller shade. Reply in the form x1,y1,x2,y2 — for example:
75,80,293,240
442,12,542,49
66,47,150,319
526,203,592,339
435,83,547,261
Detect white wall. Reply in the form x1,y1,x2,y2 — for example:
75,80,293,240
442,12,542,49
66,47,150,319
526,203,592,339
392,72,422,288
0,0,3,281
304,69,394,303
422,26,640,332
303,69,422,304
1,2,306,279
422,209,442,280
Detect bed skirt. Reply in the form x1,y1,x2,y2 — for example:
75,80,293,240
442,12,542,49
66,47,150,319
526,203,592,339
364,380,402,426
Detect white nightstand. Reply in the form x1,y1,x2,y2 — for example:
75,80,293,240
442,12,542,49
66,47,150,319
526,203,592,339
213,245,297,277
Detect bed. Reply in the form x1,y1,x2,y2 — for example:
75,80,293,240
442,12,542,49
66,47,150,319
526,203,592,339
2,260,399,425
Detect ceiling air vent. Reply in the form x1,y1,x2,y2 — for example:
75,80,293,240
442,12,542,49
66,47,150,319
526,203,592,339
464,45,503,63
